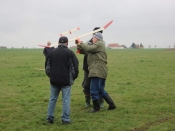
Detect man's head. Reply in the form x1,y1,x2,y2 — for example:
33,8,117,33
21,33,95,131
47,41,51,46
92,32,103,44
93,27,103,33
58,36,68,46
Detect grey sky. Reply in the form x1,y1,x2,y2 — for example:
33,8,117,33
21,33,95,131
0,0,175,48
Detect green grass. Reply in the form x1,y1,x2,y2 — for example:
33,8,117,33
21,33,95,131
0,48,175,131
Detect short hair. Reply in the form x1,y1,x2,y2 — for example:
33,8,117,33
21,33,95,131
47,41,51,46
93,27,103,33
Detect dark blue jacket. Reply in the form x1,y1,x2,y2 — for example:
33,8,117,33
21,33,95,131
43,47,54,57
45,45,79,87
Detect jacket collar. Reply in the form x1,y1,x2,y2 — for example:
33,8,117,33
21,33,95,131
58,44,68,48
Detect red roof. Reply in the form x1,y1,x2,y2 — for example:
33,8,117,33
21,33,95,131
108,43,122,47
108,43,119,47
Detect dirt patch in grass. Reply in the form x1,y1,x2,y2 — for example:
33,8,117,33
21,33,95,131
130,116,175,131
164,48,175,51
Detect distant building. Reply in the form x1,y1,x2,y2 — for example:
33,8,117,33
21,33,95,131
108,43,127,49
121,45,127,48
135,44,140,48
130,43,144,49
0,46,7,49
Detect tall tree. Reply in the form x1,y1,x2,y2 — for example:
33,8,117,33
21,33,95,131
140,43,143,47
131,42,136,48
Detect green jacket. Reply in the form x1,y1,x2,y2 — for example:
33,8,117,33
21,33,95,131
77,40,108,79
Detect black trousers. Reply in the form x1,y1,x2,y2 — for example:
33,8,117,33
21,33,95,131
82,71,91,95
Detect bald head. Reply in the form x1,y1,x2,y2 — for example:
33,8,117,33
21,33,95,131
47,41,51,46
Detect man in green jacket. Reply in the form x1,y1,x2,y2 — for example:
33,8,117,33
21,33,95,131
75,32,116,112
78,27,104,108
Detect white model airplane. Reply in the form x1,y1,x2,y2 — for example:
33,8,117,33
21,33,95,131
38,27,80,48
38,20,113,48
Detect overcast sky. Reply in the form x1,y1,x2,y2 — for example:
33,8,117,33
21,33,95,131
0,0,175,48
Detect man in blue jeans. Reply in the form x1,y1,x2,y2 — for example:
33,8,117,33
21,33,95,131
45,36,79,124
75,32,116,112
78,27,104,108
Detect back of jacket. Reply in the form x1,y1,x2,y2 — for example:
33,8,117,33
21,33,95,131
46,45,79,87
78,40,108,79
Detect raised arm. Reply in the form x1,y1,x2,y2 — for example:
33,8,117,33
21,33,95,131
77,41,101,53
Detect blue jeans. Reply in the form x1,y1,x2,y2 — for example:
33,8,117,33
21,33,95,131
90,77,108,100
47,85,71,122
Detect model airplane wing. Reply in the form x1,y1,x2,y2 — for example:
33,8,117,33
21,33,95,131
38,27,80,48
38,20,113,48
60,28,80,36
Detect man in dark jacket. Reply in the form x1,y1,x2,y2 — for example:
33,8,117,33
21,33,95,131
79,27,104,108
43,41,54,68
45,36,79,124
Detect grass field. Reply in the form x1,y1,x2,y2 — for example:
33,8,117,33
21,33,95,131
0,48,175,131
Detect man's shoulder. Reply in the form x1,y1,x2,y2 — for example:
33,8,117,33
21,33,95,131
52,47,76,55
68,49,76,55
96,40,105,45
